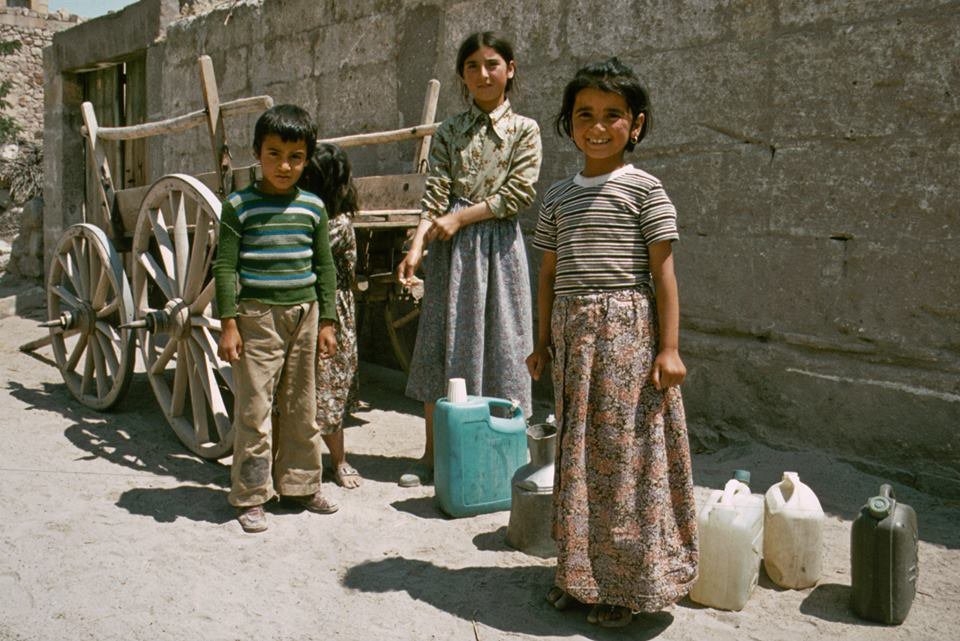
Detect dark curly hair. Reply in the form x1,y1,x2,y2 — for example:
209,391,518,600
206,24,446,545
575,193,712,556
298,142,359,219
555,57,651,152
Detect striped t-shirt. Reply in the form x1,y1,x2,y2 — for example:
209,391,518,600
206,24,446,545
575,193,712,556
533,164,678,296
213,184,337,320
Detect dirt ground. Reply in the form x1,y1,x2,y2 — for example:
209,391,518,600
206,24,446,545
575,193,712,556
1,301,958,641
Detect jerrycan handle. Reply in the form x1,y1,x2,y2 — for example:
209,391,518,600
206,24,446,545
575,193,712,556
867,483,896,519
782,471,801,506
487,398,524,434
720,478,749,505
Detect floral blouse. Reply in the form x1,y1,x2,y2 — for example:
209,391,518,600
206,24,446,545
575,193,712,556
419,99,542,221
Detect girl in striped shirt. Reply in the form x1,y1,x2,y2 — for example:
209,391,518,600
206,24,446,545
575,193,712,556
527,58,698,627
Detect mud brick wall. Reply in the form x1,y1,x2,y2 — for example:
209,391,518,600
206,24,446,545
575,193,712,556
43,0,960,493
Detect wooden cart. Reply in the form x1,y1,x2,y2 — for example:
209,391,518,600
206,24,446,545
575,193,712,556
36,55,437,459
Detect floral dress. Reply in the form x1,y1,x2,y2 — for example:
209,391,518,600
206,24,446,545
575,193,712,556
315,213,358,433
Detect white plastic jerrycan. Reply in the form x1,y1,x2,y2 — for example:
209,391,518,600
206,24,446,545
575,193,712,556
690,477,764,611
763,471,825,589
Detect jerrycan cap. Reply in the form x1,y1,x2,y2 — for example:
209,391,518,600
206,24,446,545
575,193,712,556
867,496,892,519
866,484,895,519
733,469,751,484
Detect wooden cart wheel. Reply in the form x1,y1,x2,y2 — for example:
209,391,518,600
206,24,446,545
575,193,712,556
45,223,136,410
130,174,234,459
384,279,422,372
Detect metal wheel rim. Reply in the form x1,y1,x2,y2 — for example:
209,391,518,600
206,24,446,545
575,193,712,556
131,174,234,459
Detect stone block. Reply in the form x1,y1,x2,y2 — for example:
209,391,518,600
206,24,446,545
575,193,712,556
250,30,316,86
771,13,960,142
316,63,397,137
778,0,948,29
312,13,396,76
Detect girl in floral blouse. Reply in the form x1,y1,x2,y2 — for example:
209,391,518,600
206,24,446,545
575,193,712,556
300,143,363,489
526,58,698,627
396,31,542,487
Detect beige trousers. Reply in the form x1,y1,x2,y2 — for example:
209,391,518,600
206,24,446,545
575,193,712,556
228,300,320,507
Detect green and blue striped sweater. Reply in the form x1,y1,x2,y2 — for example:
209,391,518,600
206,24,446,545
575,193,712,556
213,184,337,321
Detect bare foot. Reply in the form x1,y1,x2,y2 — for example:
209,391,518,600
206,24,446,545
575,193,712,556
334,462,362,489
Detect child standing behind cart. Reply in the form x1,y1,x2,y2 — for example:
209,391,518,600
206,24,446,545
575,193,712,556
396,31,542,487
526,58,698,626
299,143,363,490
214,104,340,533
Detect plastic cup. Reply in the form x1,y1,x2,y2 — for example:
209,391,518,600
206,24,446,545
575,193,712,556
447,378,467,403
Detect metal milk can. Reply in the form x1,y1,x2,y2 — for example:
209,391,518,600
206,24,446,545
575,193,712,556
505,418,557,557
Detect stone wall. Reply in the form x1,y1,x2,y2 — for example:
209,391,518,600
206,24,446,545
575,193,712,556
0,5,78,141
43,0,960,492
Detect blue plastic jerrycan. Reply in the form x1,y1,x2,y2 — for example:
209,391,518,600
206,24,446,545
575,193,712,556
433,396,527,518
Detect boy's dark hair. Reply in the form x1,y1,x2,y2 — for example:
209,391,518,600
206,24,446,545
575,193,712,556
298,142,359,219
455,31,518,101
253,104,317,159
555,57,651,152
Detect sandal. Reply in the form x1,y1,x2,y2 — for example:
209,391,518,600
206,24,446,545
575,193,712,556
333,463,362,489
281,492,339,514
587,604,633,628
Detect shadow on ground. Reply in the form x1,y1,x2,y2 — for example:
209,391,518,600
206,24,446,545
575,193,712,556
343,556,674,639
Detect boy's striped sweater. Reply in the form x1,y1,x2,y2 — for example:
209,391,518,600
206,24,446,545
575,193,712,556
213,184,337,321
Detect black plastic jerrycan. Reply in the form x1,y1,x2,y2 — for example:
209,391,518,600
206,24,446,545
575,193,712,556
850,483,918,625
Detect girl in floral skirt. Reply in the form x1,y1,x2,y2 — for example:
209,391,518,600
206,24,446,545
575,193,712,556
300,143,363,489
526,57,698,628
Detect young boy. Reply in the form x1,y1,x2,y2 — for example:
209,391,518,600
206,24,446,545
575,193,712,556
213,104,339,533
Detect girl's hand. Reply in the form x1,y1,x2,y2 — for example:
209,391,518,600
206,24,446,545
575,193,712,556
526,343,552,381
650,348,686,390
397,245,424,286
318,322,338,359
428,212,462,241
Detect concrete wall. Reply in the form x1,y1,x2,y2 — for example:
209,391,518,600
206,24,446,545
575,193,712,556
43,0,960,493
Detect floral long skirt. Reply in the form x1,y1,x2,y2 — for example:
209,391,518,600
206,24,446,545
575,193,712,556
550,287,698,612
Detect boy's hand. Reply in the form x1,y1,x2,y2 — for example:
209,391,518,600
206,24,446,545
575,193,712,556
318,322,338,359
525,343,552,381
218,318,242,362
650,348,686,390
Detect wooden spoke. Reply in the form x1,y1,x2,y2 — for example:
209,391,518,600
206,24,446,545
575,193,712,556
132,174,234,459
73,236,91,300
148,204,176,284
170,340,189,418
57,250,83,299
186,338,211,444
149,334,179,375
137,250,175,301
189,280,216,315
172,190,190,296
65,332,89,373
46,223,135,410
51,284,82,310
97,297,120,319
183,207,211,302
94,322,122,375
